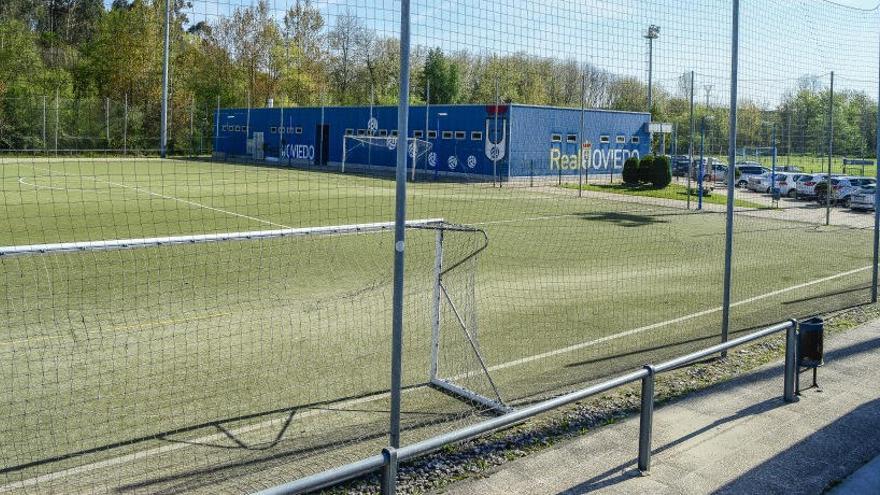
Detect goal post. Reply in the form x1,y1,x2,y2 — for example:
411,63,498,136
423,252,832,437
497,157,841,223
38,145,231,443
341,135,432,180
1,217,510,415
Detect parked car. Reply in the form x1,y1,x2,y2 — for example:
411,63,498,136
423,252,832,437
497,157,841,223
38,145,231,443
734,163,769,188
850,185,876,211
689,158,726,182
829,177,876,207
777,173,804,198
746,173,770,192
777,165,803,173
795,173,830,199
672,156,691,177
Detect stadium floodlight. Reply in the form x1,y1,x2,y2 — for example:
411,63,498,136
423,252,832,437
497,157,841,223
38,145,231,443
644,25,660,113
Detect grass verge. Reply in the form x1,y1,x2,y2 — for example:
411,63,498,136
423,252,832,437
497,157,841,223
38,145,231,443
561,182,768,209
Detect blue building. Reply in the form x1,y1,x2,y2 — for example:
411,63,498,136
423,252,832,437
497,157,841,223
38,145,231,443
214,104,650,180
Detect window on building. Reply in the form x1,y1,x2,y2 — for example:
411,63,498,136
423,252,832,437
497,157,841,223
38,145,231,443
295,127,303,134
616,135,626,144
345,128,354,136
471,131,483,141
599,135,610,143
413,130,424,138
357,129,366,136
454,131,466,140
567,134,578,143
428,130,438,139
390,130,399,137
270,126,277,134
378,129,388,136
551,134,563,143
631,136,640,144
287,126,294,134
235,125,241,132
222,125,228,131
442,131,453,140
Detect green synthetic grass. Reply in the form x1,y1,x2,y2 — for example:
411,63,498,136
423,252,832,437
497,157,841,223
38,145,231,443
708,154,877,177
560,182,768,209
0,157,874,492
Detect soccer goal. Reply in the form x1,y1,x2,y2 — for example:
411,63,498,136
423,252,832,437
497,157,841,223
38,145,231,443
342,135,432,180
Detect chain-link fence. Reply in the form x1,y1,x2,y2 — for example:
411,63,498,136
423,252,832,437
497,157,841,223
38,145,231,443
1,0,879,493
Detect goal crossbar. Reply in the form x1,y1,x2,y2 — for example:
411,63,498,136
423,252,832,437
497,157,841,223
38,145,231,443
0,218,445,257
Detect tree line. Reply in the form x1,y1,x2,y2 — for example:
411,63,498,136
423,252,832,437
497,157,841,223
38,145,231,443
1,0,877,158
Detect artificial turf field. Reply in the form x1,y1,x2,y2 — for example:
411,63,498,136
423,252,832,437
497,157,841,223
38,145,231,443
0,157,874,493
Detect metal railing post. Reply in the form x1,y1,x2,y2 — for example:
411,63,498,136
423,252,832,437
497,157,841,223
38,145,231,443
638,365,656,473
720,0,740,356
783,319,799,403
381,447,398,495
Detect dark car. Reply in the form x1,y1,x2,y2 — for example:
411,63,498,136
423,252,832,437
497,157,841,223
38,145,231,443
672,156,691,177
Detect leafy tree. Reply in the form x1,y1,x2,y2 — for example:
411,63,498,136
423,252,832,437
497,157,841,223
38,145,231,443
421,48,459,104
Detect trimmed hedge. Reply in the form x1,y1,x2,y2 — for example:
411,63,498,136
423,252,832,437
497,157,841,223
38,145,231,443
638,155,655,184
651,155,672,188
622,156,640,184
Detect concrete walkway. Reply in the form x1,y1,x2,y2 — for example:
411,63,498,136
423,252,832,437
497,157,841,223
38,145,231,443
439,320,880,495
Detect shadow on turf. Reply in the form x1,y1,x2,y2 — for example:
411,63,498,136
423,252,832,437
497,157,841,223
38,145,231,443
575,211,672,227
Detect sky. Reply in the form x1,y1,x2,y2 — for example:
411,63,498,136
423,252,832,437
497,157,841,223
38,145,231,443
119,0,880,106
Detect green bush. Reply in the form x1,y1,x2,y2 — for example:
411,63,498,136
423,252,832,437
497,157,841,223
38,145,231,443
651,155,672,188
622,156,640,184
638,155,655,184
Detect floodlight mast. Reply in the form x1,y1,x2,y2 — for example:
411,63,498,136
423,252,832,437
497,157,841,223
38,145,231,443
645,24,660,152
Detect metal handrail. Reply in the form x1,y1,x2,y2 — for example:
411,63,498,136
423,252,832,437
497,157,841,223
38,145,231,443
256,319,799,495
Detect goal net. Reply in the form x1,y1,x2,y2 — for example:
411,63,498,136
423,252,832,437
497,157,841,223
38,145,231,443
342,135,432,179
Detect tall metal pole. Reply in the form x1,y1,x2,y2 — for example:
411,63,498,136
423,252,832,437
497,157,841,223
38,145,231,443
160,0,171,158
699,117,705,210
389,0,412,450
106,96,111,148
578,72,586,197
720,0,740,356
124,93,129,155
771,124,777,200
54,88,59,154
213,94,219,156
42,96,47,152
421,80,429,181
873,32,880,302
493,77,500,187
687,71,695,210
647,37,653,152
826,72,834,226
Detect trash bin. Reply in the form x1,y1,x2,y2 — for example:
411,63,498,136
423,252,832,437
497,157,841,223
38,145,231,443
798,317,824,368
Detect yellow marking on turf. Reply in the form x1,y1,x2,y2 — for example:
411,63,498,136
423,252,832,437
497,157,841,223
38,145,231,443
0,311,232,348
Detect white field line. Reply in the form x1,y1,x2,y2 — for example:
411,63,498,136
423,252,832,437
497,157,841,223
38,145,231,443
1,264,871,490
27,166,291,229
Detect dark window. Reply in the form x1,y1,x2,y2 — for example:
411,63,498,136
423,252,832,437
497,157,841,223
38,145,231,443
287,126,294,134
378,129,388,137
567,134,578,144
270,126,277,133
345,128,354,136
616,135,626,144
357,129,366,136
428,130,438,139
631,136,640,144
471,131,483,141
599,135,610,143
295,127,303,134
235,125,241,132
390,130,399,137
442,131,453,140
550,134,562,143
413,130,424,139
455,131,466,140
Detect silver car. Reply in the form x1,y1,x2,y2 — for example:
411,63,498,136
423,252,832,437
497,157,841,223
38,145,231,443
831,177,876,208
795,173,830,199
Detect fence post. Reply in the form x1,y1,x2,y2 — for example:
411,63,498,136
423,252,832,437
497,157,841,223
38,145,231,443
381,447,398,495
160,0,171,158
720,0,740,356
873,32,880,302
688,70,695,210
54,88,59,154
784,319,799,403
826,71,834,226
106,96,111,149
638,365,656,473
389,0,412,450
124,93,128,155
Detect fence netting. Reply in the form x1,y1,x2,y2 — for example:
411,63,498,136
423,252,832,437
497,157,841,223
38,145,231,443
1,0,879,493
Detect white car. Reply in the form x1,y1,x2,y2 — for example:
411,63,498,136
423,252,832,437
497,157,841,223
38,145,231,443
830,177,876,207
850,185,876,211
795,173,830,199
777,173,804,198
